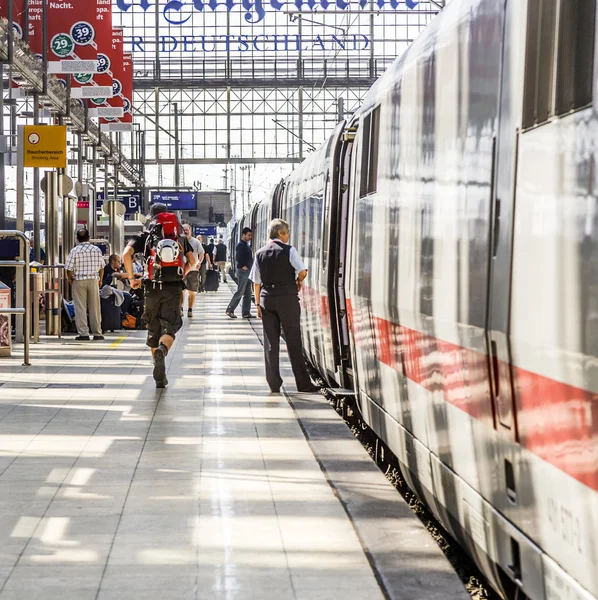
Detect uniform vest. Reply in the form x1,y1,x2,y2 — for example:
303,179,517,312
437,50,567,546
215,244,227,262
256,240,297,297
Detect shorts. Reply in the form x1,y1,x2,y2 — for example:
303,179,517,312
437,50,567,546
142,283,183,348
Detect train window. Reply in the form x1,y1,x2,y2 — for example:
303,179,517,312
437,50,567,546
523,0,596,129
359,113,372,198
555,0,596,116
359,106,381,197
522,0,557,129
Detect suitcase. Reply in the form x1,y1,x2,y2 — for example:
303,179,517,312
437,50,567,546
205,268,220,292
101,296,122,332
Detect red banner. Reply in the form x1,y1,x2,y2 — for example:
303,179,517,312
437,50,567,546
0,0,26,39
70,0,114,99
104,51,133,131
121,53,133,125
28,0,112,76
93,28,124,119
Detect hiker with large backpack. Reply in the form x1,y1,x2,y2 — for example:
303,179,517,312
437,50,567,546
123,203,197,388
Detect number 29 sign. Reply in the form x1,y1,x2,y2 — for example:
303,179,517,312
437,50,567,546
28,0,113,77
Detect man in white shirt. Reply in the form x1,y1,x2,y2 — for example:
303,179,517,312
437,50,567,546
250,219,318,394
182,224,205,318
65,228,106,341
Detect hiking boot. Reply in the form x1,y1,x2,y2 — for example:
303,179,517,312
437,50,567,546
153,344,168,386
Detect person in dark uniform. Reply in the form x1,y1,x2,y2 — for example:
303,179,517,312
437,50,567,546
225,227,255,319
250,219,319,394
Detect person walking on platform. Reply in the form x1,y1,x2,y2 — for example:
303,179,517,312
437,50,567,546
182,224,204,317
197,235,211,293
123,203,197,388
250,219,318,394
226,227,254,319
214,238,228,283
65,228,105,342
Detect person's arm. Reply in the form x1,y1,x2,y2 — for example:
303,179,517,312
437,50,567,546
185,251,198,270
296,269,307,292
64,250,74,284
289,247,308,291
123,245,141,289
197,248,205,267
254,283,262,319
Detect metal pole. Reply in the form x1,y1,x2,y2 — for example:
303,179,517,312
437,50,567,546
33,94,41,263
16,126,25,343
174,102,180,188
140,131,147,213
298,86,304,161
0,62,5,231
24,235,30,366
42,0,48,94
104,155,109,207
114,134,119,202
91,144,97,239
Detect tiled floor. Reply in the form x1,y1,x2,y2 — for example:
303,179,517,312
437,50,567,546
0,286,386,599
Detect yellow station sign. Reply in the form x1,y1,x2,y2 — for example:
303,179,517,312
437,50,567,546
23,125,67,168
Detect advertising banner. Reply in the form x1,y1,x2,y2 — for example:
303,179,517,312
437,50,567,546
70,0,114,99
28,0,110,75
90,28,124,118
107,52,133,131
0,0,26,39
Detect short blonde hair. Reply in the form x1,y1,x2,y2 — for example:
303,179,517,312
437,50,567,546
268,218,289,240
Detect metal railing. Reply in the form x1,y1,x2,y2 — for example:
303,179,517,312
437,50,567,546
34,264,65,340
0,231,30,366
90,239,112,261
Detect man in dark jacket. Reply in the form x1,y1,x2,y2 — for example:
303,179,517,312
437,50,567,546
225,227,254,319
250,219,318,394
214,238,228,282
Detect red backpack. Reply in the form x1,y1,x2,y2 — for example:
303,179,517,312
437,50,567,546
145,212,185,283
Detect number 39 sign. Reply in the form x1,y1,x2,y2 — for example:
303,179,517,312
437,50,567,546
28,0,113,79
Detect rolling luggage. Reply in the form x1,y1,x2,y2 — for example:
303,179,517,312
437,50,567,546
101,295,121,332
205,268,220,293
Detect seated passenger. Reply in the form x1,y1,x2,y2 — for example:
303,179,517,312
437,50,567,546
101,254,133,317
102,254,129,289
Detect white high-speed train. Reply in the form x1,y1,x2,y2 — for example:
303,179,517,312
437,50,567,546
235,0,598,598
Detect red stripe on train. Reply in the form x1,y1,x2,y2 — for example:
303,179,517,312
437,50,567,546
346,298,598,492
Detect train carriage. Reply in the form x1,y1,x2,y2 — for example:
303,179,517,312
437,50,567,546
243,0,598,598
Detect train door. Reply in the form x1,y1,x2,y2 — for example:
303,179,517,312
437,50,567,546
331,130,356,389
486,0,528,572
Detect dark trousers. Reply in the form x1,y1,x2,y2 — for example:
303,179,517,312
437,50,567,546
260,294,312,391
226,268,252,316
198,261,207,292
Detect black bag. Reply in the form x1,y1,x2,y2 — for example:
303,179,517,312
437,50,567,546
101,296,122,332
205,268,220,292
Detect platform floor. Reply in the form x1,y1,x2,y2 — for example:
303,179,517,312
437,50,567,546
0,285,468,600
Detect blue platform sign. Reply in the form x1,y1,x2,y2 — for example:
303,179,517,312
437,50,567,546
97,191,142,215
151,191,197,211
195,226,217,236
